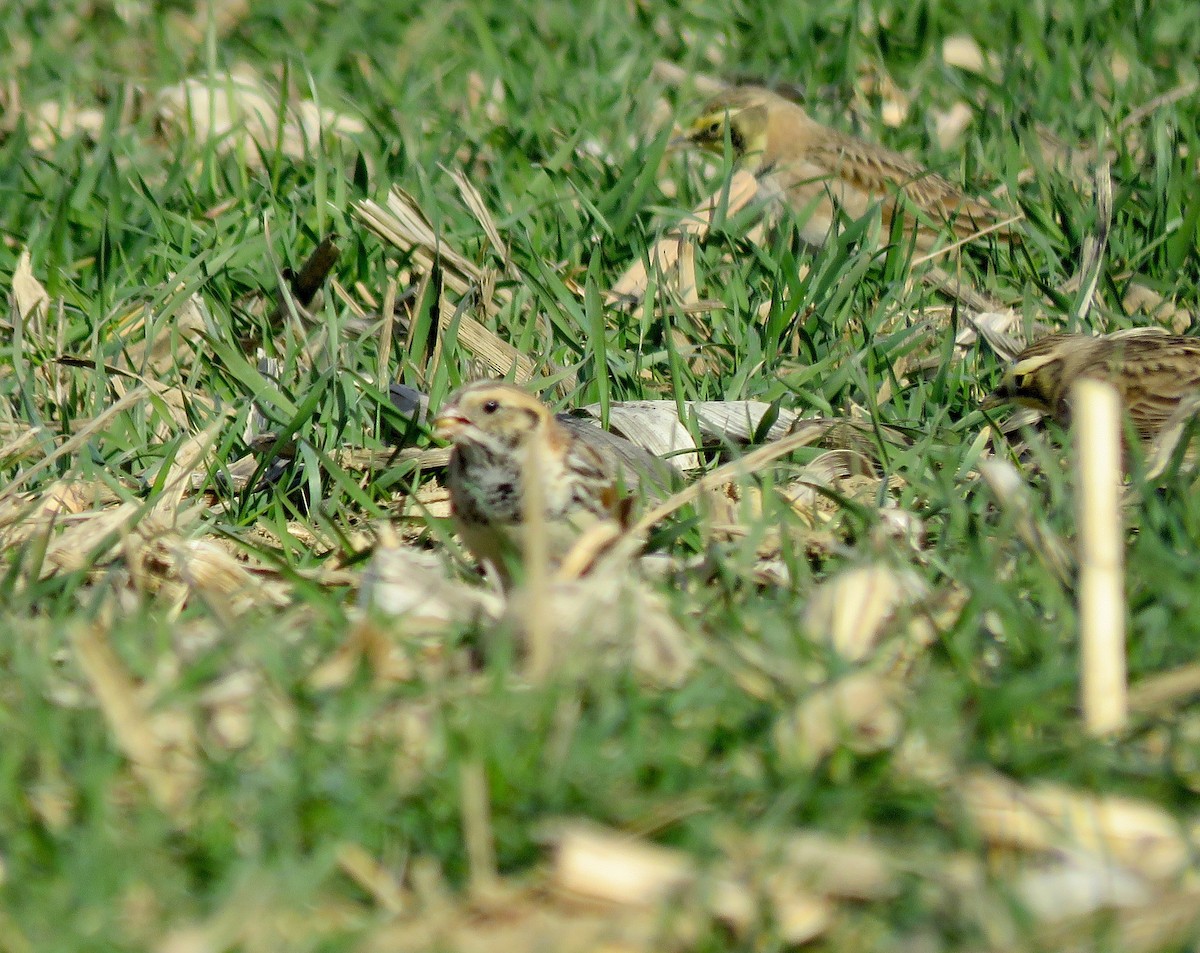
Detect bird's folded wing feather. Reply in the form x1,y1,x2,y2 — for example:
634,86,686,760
556,415,683,498
806,129,1015,236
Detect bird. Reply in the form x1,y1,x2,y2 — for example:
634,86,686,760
431,381,677,583
985,329,1200,442
675,85,1019,253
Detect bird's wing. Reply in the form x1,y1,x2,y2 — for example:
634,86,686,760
1113,337,1200,438
806,128,1018,239
557,414,683,499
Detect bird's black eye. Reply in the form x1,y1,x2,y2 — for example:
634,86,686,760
482,399,500,414
707,121,721,136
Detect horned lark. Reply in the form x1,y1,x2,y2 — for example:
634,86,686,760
433,382,675,583
677,85,1019,252
986,329,1200,442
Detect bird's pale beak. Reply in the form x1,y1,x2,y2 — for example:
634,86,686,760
432,412,469,442
668,133,695,151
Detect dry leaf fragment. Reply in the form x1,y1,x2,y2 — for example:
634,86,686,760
1129,661,1200,714
504,570,694,687
116,289,209,375
337,843,409,914
958,771,1190,881
445,165,510,266
359,880,679,953
942,34,994,74
465,72,506,124
1032,885,1200,953
11,249,49,327
27,774,74,832
0,481,119,543
136,535,290,615
774,672,903,767
358,537,502,624
727,829,899,902
802,563,929,662
1013,851,1150,922
609,170,758,307
155,67,365,166
573,399,804,471
979,460,1075,586
547,822,832,945
26,101,107,151
934,101,975,149
1122,280,1193,334
856,67,910,127
354,186,546,384
72,625,198,818
197,670,263,751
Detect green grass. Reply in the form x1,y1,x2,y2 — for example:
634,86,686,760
2,0,1200,950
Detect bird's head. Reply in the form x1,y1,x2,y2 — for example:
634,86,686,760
675,87,776,171
984,340,1073,414
432,381,552,452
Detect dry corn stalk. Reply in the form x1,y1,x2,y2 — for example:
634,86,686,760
1072,379,1127,736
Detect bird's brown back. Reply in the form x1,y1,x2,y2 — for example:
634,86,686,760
742,89,1013,244
1083,333,1200,439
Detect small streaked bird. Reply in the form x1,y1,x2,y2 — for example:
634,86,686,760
432,381,676,583
676,85,1018,252
985,329,1200,442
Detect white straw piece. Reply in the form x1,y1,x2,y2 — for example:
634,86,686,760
1072,378,1127,736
